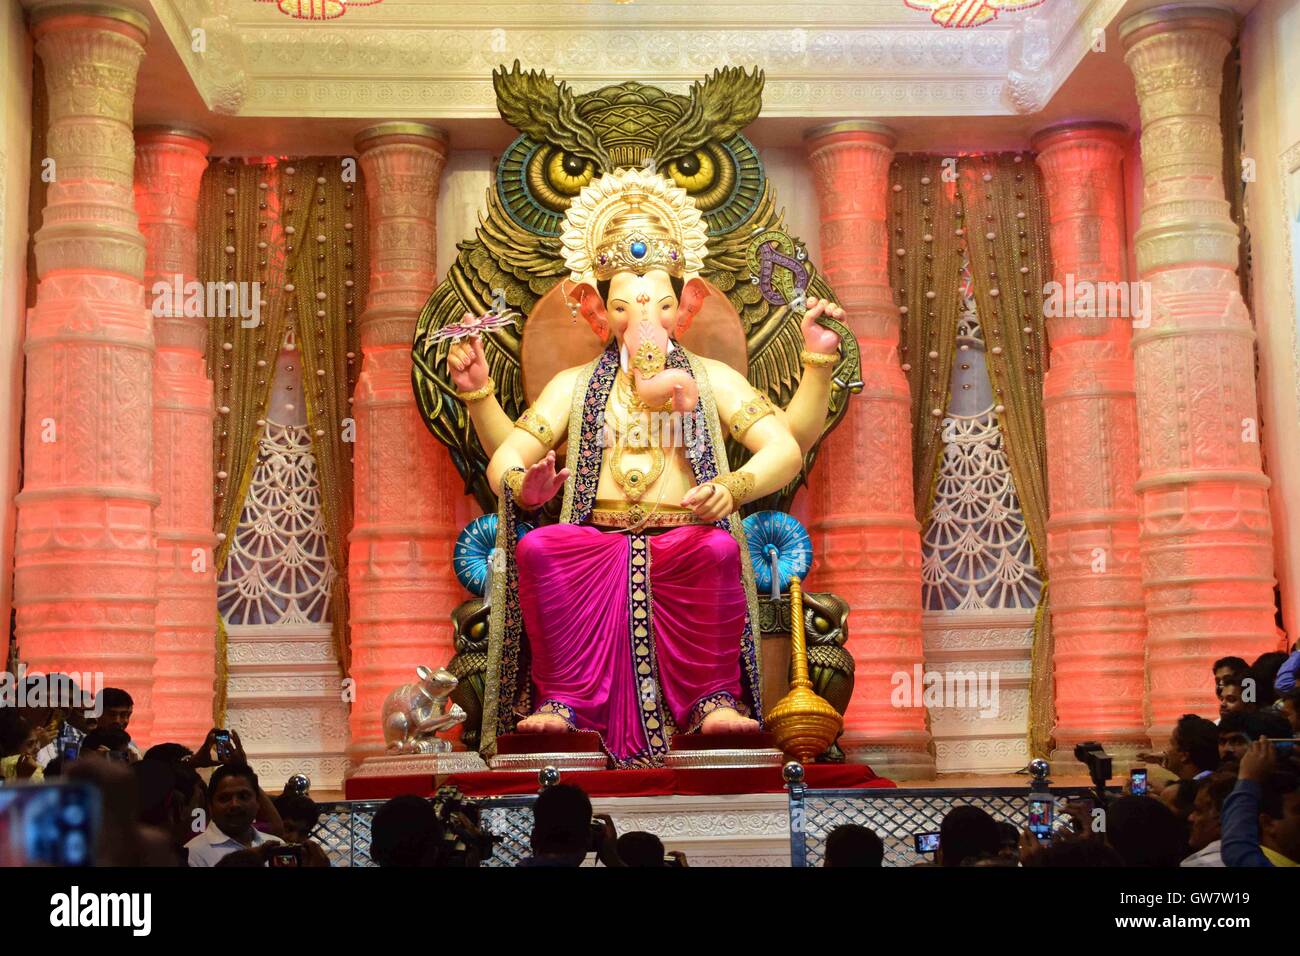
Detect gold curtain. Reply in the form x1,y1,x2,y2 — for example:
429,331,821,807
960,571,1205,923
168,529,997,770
888,155,965,522
201,160,299,722
955,153,1054,758
284,159,365,678
201,158,365,716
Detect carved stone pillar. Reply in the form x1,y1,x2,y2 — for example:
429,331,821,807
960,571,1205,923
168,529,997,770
16,4,157,740
803,122,934,779
1121,5,1278,738
348,123,460,759
135,128,216,745
1033,123,1149,766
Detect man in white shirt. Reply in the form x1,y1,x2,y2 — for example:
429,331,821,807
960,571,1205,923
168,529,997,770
1181,773,1235,867
186,763,283,866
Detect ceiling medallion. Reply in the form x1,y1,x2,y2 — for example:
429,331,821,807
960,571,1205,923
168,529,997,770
904,0,1045,28
256,0,384,21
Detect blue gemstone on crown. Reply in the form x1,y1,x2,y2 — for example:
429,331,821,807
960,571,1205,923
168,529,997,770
630,240,648,259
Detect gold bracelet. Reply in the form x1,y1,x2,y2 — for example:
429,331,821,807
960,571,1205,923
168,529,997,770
729,391,777,440
800,349,838,368
457,378,495,404
514,408,555,447
712,471,755,510
503,467,526,501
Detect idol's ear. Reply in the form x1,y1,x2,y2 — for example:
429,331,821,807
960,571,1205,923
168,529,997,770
567,279,609,341
674,276,710,337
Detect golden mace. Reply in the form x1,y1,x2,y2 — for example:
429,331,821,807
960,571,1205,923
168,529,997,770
766,576,843,763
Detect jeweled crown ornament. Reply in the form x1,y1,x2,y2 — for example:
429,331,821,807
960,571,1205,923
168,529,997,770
560,167,709,282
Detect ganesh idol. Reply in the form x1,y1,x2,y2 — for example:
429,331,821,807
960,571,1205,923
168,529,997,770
444,168,845,767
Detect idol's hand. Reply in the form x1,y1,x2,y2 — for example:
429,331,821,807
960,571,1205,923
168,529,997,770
447,326,489,392
801,296,843,355
519,451,571,509
681,482,734,521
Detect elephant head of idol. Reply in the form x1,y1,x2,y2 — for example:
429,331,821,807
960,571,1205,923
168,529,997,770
561,167,711,412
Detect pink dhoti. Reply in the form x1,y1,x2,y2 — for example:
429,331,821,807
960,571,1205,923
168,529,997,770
514,523,749,764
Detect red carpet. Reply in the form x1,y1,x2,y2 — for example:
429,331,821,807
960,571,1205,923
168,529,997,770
345,762,892,800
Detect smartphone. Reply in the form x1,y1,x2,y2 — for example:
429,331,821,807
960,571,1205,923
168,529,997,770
1130,766,1148,796
1027,795,1054,842
912,831,941,854
1267,738,1300,754
214,729,234,762
0,781,100,866
268,844,304,868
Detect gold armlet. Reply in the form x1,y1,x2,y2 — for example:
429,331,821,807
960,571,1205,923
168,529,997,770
729,391,777,440
713,471,756,509
457,378,496,404
514,408,555,447
799,349,838,369
503,467,526,501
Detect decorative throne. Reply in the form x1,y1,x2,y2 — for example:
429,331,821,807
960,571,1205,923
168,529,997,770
412,63,860,762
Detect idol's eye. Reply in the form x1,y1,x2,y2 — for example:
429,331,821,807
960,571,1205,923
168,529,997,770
665,144,734,211
527,147,596,210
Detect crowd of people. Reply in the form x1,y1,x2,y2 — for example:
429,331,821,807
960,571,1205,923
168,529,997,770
0,647,1296,867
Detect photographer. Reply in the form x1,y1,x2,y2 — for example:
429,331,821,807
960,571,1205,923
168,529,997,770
1141,714,1219,781
520,783,623,867
185,763,285,866
273,792,331,867
1220,737,1300,867
187,727,285,839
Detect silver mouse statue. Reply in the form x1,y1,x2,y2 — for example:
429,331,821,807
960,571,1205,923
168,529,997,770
381,666,467,754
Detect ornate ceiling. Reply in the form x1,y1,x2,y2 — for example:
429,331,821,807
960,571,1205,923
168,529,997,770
148,0,1128,119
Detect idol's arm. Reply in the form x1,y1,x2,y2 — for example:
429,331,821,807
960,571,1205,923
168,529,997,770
731,413,804,500
467,398,515,459
485,367,578,497
782,362,834,455
782,295,845,454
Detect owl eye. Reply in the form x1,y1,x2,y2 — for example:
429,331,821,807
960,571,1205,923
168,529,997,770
666,144,734,211
525,147,596,212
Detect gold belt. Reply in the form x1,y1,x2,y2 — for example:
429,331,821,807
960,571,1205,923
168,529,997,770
589,500,704,529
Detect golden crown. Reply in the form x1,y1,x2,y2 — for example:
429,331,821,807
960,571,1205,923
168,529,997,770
561,168,708,283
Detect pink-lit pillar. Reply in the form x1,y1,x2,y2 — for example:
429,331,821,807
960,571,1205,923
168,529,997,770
1121,6,1278,738
135,128,217,745
803,122,934,779
15,5,157,740
348,123,462,760
1033,124,1149,765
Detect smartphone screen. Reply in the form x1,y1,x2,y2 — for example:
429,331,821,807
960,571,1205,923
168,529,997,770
268,844,303,867
1027,796,1053,842
0,781,100,866
214,730,233,761
1130,767,1148,796
913,831,941,854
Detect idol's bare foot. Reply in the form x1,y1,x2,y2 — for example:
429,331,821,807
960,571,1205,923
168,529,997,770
516,713,570,734
700,707,760,735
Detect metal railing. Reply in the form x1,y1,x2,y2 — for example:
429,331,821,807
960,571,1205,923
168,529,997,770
313,795,537,867
787,784,1115,867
